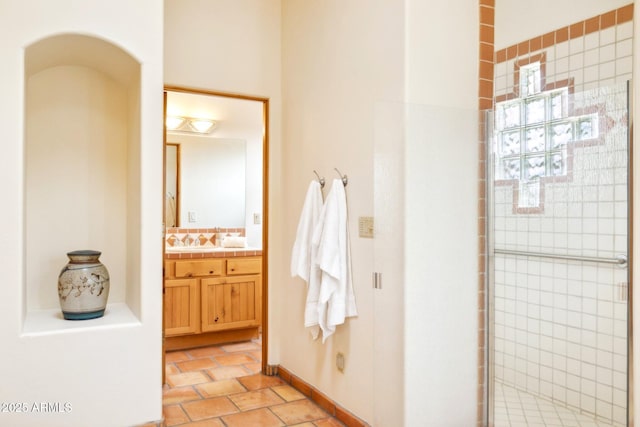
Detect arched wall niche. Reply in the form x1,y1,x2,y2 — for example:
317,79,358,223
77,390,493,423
23,33,142,333
25,33,140,85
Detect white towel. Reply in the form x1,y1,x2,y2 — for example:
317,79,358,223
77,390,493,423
290,180,324,339
313,179,357,342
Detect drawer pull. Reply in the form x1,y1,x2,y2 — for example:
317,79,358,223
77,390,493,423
214,316,219,323
209,270,214,274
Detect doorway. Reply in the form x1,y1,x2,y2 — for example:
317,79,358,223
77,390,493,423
163,86,270,375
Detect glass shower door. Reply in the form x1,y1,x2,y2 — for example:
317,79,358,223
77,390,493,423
488,82,630,426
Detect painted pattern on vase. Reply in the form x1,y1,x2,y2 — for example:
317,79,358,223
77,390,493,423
58,250,110,320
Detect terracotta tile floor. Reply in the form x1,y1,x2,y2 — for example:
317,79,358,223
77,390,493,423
163,340,345,426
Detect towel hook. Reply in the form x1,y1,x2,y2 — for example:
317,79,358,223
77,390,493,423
313,170,325,188
334,168,348,186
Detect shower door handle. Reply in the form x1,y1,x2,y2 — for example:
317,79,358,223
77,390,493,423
373,272,382,289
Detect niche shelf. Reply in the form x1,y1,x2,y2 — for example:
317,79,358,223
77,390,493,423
23,34,142,335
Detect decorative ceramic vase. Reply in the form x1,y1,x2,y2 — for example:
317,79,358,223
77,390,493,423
57,250,110,320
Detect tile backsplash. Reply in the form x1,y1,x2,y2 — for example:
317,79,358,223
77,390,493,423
165,227,245,248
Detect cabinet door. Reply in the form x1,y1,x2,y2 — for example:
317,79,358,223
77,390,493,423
164,278,200,336
201,275,261,332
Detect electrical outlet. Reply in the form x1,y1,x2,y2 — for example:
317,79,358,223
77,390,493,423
188,211,197,222
336,352,345,372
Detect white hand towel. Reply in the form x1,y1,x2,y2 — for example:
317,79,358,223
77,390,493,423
290,180,324,339
313,179,357,343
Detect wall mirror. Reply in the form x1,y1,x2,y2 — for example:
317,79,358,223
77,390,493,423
165,143,179,227
165,89,264,247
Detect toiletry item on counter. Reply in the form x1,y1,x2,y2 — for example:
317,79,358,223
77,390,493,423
221,235,247,248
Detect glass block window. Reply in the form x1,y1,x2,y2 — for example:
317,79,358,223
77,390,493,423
495,62,599,208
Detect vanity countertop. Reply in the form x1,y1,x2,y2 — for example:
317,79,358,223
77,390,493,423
165,247,262,259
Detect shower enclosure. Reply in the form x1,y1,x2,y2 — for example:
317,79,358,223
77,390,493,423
487,80,631,426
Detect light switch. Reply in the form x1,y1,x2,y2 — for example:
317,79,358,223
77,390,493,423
188,211,197,222
358,216,374,238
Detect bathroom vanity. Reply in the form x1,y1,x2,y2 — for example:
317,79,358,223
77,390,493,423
163,249,262,350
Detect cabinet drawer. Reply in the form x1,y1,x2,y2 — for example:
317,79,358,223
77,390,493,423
226,258,261,275
175,259,224,278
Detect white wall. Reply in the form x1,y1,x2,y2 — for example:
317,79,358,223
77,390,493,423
280,0,479,424
403,1,480,425
0,1,163,426
26,65,129,310
281,0,405,424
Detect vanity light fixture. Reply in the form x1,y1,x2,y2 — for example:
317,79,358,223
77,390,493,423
166,116,217,134
165,116,186,131
188,118,216,133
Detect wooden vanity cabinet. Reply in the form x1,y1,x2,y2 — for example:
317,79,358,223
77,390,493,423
163,256,261,349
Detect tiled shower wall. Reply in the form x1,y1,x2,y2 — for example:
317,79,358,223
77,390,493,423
491,6,632,425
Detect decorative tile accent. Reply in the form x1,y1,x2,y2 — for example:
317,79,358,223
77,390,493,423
164,226,260,259
493,20,630,214
165,227,246,248
164,249,263,259
495,5,633,62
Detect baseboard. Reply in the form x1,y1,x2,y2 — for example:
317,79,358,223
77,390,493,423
276,365,370,427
